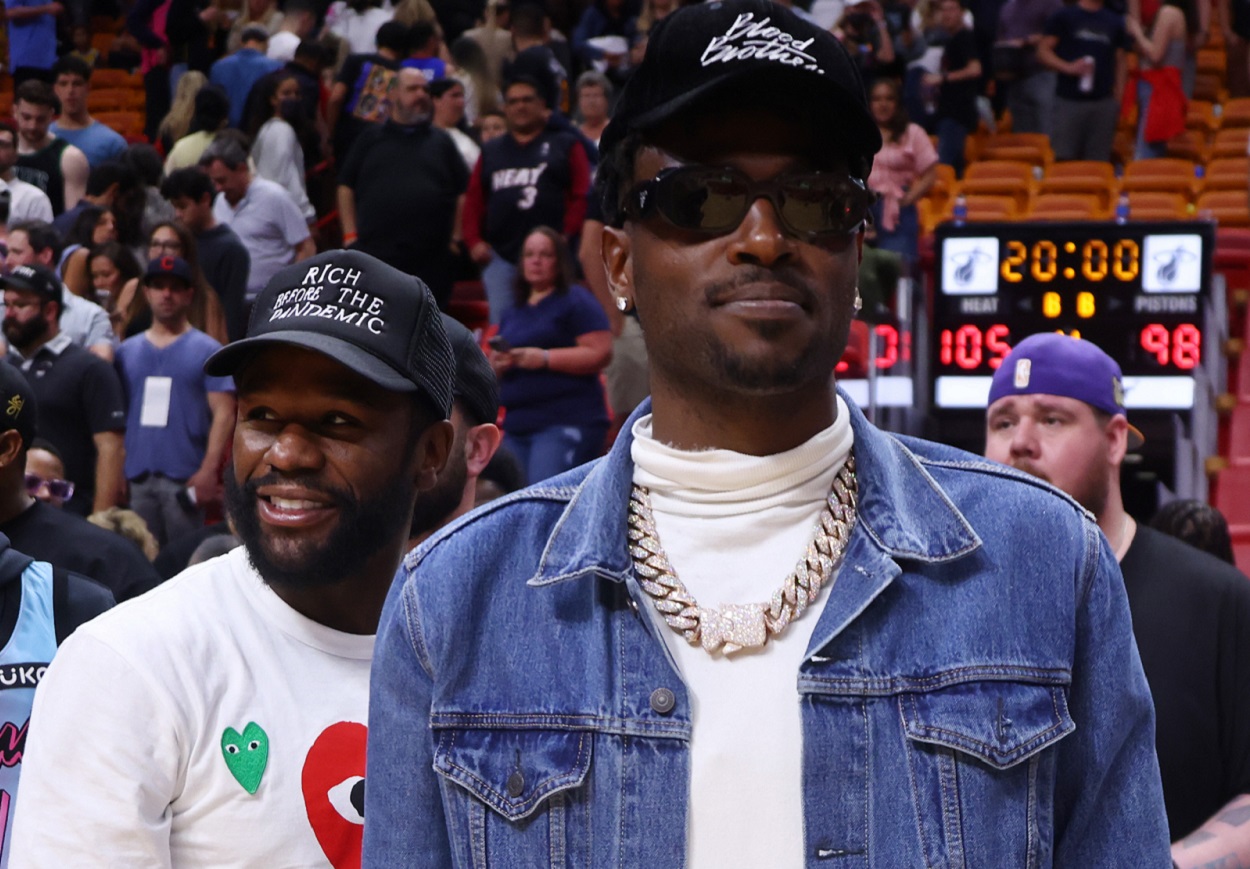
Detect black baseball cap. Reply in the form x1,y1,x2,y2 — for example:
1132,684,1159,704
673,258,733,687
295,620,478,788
206,249,455,417
0,362,36,448
600,0,881,170
145,256,194,285
1,264,60,304
440,314,499,426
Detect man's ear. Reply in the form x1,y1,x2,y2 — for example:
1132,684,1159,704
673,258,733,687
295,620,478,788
414,419,454,492
1105,414,1129,467
602,224,633,309
0,431,25,471
465,422,503,477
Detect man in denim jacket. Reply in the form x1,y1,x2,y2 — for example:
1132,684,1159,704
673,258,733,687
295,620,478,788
363,2,1172,866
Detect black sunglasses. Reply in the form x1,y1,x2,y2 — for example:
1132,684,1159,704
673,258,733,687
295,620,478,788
25,473,73,501
624,165,877,239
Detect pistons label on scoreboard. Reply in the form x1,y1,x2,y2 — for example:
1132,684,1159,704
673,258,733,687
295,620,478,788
1142,234,1202,293
940,237,1000,294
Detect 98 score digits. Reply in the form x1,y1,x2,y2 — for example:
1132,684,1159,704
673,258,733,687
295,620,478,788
932,221,1213,411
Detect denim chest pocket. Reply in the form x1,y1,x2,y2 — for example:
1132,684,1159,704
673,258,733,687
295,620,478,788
898,680,1075,869
433,728,593,869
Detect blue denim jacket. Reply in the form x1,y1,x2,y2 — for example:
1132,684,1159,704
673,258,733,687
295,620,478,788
364,395,1171,868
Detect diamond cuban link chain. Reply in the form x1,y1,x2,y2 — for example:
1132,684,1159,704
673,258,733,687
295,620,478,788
627,455,859,655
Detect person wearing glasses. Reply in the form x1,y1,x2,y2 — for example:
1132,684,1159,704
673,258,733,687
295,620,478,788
0,359,157,602
114,222,231,344
363,2,1170,866
24,437,71,508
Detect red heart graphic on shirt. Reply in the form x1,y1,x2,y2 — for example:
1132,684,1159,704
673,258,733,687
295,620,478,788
302,721,368,869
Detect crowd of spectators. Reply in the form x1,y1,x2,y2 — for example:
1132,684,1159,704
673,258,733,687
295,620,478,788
0,0,1227,540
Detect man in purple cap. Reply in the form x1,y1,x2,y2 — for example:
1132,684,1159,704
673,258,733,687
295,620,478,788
364,1,1169,865
986,331,1250,866
114,256,236,546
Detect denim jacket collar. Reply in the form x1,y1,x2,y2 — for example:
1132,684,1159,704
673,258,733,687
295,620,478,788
528,388,982,591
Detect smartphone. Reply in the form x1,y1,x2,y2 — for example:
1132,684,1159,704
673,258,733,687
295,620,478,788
488,335,512,352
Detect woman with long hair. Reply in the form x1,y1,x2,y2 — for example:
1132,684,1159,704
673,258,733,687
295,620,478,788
490,226,613,485
87,242,143,324
61,206,119,298
449,35,501,127
1125,0,1189,159
866,77,937,269
115,222,230,344
250,73,315,221
157,71,208,156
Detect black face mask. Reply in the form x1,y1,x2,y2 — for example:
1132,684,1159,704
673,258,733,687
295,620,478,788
278,97,303,126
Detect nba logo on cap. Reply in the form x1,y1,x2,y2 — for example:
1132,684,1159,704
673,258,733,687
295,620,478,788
1013,358,1031,388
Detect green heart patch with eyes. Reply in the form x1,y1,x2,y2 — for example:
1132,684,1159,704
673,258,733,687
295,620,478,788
221,722,269,794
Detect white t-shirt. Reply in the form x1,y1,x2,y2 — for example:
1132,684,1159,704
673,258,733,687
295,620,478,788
267,30,301,62
213,176,311,299
630,399,854,869
1,176,52,226
10,547,375,868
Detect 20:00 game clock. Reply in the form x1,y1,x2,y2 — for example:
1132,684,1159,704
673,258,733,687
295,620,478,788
931,221,1215,411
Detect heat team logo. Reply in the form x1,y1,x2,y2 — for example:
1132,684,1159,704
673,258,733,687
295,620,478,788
1142,234,1202,293
941,237,1000,294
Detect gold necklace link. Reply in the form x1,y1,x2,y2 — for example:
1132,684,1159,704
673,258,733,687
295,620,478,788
628,455,859,655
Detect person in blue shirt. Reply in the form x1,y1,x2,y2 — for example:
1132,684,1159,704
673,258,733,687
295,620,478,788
114,256,235,546
48,56,128,169
209,27,282,129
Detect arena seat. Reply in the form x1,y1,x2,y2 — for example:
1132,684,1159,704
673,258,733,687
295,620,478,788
1196,189,1250,226
1187,100,1221,134
90,69,141,89
1124,190,1190,219
1222,97,1250,128
1198,47,1227,77
1028,193,1101,221
977,132,1053,167
1037,160,1117,211
1194,73,1227,103
1166,129,1210,164
1121,158,1201,200
1212,127,1250,158
1203,157,1250,189
957,160,1035,211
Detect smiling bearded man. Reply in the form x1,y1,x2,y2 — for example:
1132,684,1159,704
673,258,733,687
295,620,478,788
10,249,454,869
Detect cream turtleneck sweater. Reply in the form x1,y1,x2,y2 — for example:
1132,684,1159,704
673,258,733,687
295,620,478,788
630,396,855,869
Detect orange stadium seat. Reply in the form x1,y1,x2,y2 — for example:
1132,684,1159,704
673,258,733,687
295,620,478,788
90,69,142,89
1204,157,1250,189
962,194,1019,222
94,111,145,140
1223,98,1250,128
977,132,1053,167
1212,127,1250,158
90,32,116,55
1187,100,1221,134
1198,48,1226,77
1029,193,1102,221
1194,73,1227,103
88,88,144,113
1121,158,1201,199
1037,160,1118,210
1125,190,1190,219
1166,129,1210,163
958,160,1034,211
1196,190,1250,226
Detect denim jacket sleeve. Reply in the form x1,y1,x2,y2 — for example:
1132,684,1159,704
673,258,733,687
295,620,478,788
1055,521,1171,864
363,579,453,868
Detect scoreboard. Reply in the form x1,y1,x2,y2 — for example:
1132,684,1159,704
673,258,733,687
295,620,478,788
931,221,1215,411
